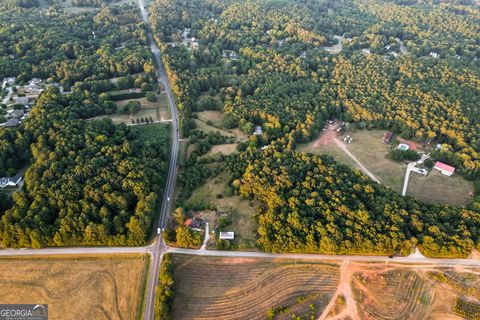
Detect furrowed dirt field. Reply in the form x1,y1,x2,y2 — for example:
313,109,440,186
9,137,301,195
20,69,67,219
172,255,339,320
0,254,149,320
171,256,480,320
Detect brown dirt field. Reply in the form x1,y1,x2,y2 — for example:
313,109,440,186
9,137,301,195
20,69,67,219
407,170,475,206
172,255,339,320
0,254,149,320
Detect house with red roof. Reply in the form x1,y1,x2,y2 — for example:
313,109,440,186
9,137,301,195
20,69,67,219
433,161,455,177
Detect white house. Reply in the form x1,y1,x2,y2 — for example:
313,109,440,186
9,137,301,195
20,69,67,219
219,232,234,240
434,161,455,177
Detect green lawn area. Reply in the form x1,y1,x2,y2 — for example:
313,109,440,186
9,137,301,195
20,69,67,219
407,170,475,206
185,170,258,249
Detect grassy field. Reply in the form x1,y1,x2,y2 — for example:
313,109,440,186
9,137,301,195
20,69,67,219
0,254,149,320
185,170,258,249
202,143,238,157
297,138,357,169
343,129,406,192
131,122,170,142
407,170,475,206
194,111,248,140
171,255,339,320
90,95,170,125
298,129,406,193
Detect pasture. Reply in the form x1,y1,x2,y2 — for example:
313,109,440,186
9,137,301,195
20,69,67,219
0,254,149,320
407,170,474,206
171,255,339,320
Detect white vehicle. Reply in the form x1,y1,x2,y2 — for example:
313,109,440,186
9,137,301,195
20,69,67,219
167,197,170,202
157,228,161,235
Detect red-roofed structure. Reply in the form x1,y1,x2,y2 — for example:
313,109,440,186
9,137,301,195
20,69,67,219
434,161,455,176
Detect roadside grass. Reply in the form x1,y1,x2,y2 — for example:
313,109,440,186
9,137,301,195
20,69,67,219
407,170,474,206
185,170,258,249
0,254,149,320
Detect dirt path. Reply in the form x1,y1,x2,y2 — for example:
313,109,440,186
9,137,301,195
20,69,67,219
333,139,380,183
318,261,359,320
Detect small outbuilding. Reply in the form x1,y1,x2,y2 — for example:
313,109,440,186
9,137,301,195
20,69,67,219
434,161,455,177
384,131,394,144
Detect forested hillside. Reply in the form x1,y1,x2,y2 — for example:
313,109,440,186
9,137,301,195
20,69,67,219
150,0,480,257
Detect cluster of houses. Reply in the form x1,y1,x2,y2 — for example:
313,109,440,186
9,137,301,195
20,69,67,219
384,131,456,177
4,108,28,128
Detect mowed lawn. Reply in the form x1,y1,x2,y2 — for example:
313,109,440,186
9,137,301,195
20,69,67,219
172,255,339,320
407,170,475,206
0,254,149,320
185,170,258,249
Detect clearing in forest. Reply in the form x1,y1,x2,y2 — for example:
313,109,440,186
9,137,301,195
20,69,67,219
185,169,258,249
0,254,149,320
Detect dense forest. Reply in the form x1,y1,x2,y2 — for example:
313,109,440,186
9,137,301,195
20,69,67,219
0,88,169,247
0,3,154,87
0,3,170,247
150,0,480,257
226,145,480,257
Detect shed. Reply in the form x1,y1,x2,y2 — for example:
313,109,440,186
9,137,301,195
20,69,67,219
384,131,394,144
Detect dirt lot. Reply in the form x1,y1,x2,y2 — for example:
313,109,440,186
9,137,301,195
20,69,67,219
172,255,339,320
0,254,149,320
185,170,258,248
407,170,475,206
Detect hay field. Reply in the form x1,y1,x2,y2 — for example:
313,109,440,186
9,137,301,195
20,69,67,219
0,254,149,320
172,255,339,320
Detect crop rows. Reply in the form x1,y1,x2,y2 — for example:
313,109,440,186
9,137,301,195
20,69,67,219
172,258,339,320
353,270,431,320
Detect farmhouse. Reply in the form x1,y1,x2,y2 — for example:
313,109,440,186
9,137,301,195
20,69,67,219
254,125,263,135
0,175,22,189
434,161,455,177
384,131,394,144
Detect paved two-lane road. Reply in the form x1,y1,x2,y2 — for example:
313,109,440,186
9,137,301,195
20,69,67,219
137,0,181,318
